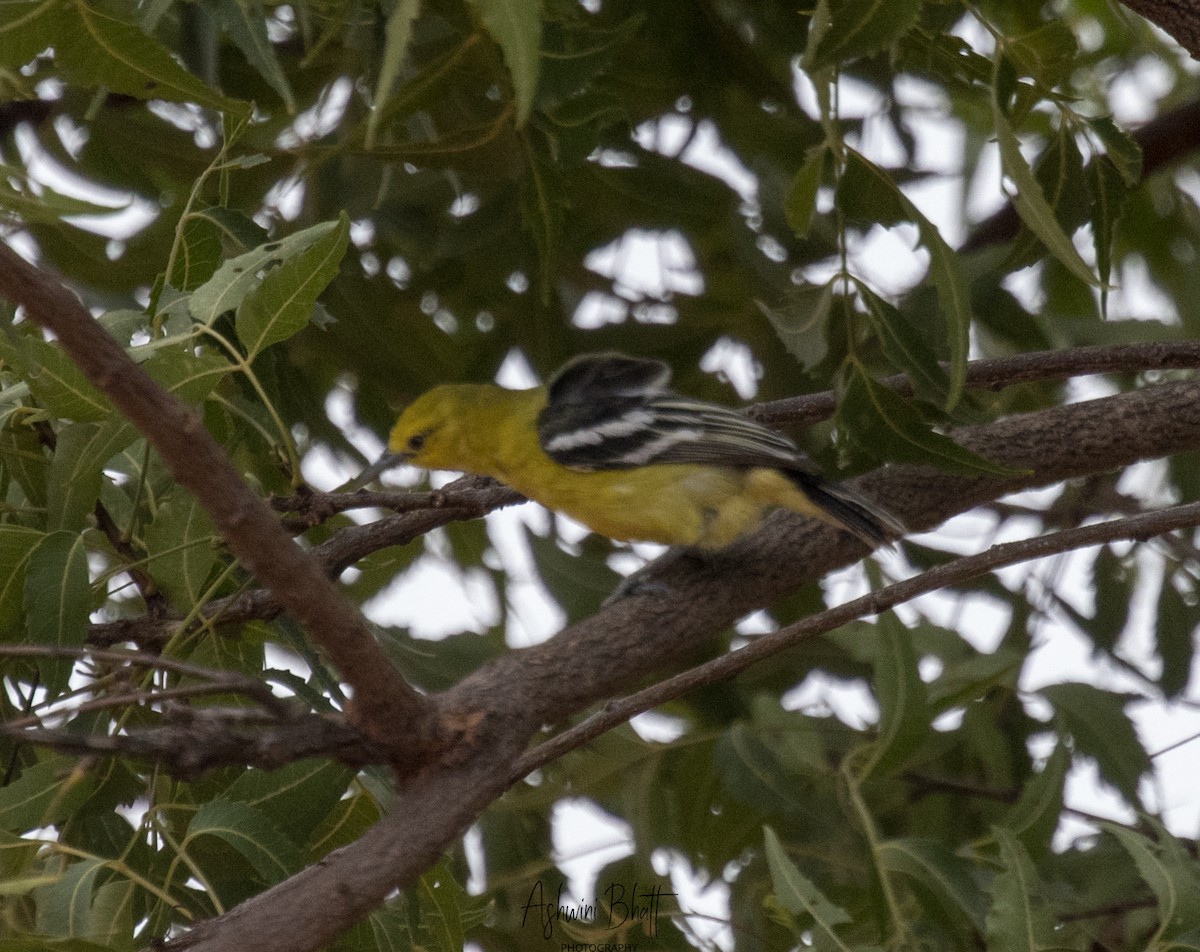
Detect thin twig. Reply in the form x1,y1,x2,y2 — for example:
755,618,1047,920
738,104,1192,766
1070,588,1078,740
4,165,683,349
0,644,293,717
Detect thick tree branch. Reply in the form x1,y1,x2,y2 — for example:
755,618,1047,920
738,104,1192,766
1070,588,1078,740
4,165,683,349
0,241,432,761
510,499,1200,778
159,372,1200,952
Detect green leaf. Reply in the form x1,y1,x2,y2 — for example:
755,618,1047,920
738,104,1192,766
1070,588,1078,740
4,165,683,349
142,349,231,404
1088,115,1142,186
863,614,928,778
468,0,541,126
19,335,110,422
785,145,827,239
56,0,248,118
1155,573,1196,700
841,152,970,404
0,755,92,832
985,828,1057,952
1089,544,1132,654
0,525,43,634
0,0,59,67
219,760,354,846
999,741,1069,857
23,530,90,695
1005,21,1078,89
235,213,349,358
804,0,923,73
991,98,1098,287
185,799,303,885
879,837,988,930
168,213,224,291
203,0,295,112
1105,820,1200,937
758,284,833,371
855,280,951,408
763,826,852,948
520,133,564,304
46,418,137,531
1087,155,1129,314
366,0,423,148
190,218,345,325
1040,682,1150,805
838,362,1022,476
145,492,216,607
416,859,466,952
33,857,105,939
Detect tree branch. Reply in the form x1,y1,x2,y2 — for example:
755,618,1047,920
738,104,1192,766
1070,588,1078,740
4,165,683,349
157,373,1200,952
751,339,1200,429
0,241,433,762
510,499,1200,779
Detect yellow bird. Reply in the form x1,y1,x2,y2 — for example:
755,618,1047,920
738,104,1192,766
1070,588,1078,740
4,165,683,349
384,353,901,550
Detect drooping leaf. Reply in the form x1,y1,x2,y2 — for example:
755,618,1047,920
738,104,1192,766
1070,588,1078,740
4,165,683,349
1155,573,1196,700
55,0,249,118
46,419,135,531
763,826,852,944
19,335,110,422
862,613,928,779
366,0,423,148
999,741,1069,857
841,151,970,404
879,837,988,930
468,0,541,126
203,0,296,113
991,97,1098,287
185,799,303,885
144,491,217,607
1040,682,1150,806
785,144,828,240
23,529,90,694
758,284,834,371
985,828,1057,952
855,280,951,408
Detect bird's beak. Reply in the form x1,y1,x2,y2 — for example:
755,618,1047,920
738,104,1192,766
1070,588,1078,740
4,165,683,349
339,451,406,491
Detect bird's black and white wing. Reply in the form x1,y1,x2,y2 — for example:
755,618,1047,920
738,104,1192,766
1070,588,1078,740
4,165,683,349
537,353,805,472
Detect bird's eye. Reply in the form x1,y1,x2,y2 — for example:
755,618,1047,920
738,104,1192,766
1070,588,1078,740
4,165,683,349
407,432,427,452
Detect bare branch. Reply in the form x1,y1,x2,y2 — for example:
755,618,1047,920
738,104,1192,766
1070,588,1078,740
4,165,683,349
751,340,1200,429
0,241,433,761
0,707,377,776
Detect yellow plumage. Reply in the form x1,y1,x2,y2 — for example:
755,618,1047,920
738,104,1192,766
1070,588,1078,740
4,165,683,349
386,362,898,550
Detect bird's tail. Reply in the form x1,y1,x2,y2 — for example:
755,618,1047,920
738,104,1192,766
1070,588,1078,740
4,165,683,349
786,471,904,549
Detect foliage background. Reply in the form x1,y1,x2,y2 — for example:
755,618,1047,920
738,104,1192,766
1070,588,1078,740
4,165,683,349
1,0,1200,949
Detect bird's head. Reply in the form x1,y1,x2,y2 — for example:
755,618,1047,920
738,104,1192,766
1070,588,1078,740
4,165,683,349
386,384,480,471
